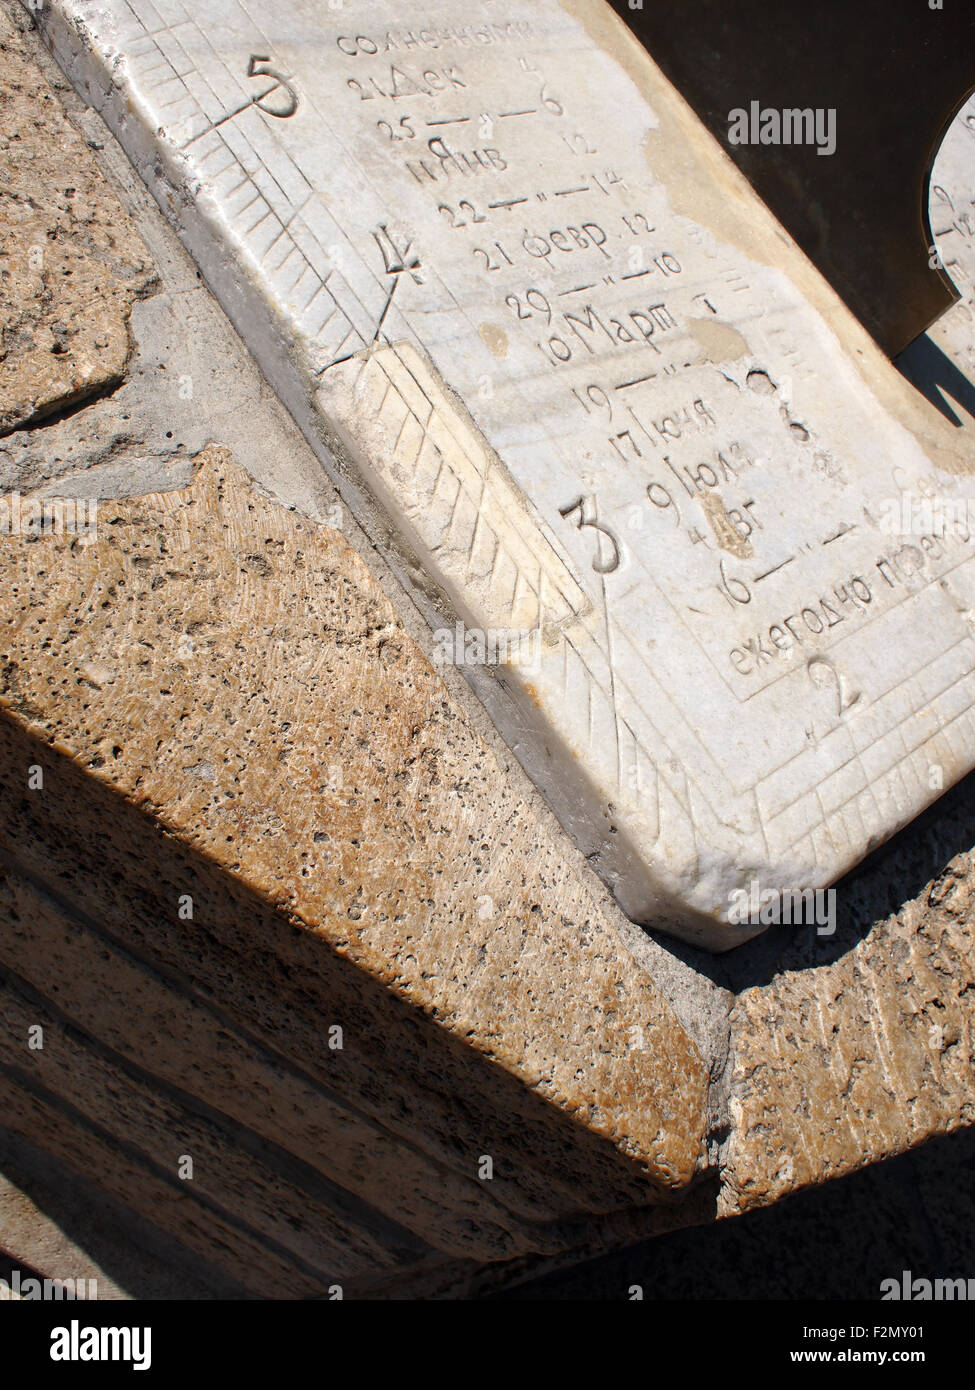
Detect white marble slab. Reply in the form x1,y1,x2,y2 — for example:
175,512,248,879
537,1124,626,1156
29,0,975,948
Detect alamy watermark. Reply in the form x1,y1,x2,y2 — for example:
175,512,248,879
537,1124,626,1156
0,492,97,540
728,102,836,156
881,1270,975,1300
878,491,975,540
50,1320,151,1371
0,1268,98,1300
728,878,836,935
432,621,541,672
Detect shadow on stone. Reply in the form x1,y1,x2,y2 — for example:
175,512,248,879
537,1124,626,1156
0,712,717,1297
498,1124,975,1299
896,332,975,427
0,1126,248,1299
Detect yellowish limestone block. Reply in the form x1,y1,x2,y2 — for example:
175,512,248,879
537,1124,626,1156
0,447,709,1217
0,14,155,433
722,865,975,1213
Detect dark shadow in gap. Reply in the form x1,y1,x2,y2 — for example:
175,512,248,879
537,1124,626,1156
896,331,975,427
497,1125,975,1300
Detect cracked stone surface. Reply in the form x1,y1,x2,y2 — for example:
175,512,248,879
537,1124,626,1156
0,11,155,434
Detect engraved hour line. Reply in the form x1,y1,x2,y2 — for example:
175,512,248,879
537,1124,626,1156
181,55,298,146
593,612,723,824
753,557,795,583
313,232,412,372
615,374,658,390
180,82,295,143
371,278,399,343
599,560,625,797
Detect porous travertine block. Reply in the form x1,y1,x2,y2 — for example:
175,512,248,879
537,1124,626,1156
0,12,155,432
0,445,711,1275
722,854,975,1214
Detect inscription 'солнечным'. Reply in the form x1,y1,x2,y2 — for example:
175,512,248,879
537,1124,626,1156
30,0,975,948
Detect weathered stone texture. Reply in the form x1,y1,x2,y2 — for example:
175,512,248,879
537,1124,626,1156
0,446,710,1276
722,859,975,1214
0,860,526,1263
0,13,154,434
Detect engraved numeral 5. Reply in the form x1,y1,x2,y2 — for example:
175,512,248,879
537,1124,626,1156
247,55,298,118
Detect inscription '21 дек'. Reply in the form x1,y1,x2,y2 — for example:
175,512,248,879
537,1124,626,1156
32,0,975,948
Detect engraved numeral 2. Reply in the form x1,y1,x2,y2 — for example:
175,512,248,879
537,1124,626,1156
808,657,861,717
473,243,513,272
439,201,487,228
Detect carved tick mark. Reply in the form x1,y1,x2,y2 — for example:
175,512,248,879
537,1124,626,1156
822,524,856,545
181,55,298,147
752,557,794,583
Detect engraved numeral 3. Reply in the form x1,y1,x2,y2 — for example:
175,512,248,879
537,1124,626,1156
559,498,621,573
